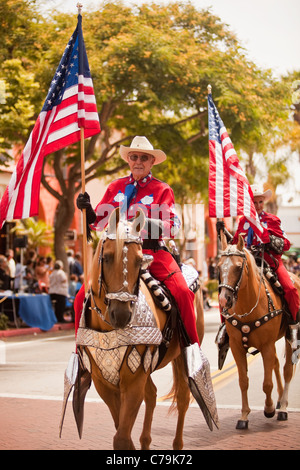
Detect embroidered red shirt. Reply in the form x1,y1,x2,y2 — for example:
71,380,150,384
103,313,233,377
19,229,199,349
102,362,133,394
92,172,180,239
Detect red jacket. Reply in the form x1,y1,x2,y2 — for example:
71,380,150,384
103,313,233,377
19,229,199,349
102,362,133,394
92,172,180,239
232,211,290,267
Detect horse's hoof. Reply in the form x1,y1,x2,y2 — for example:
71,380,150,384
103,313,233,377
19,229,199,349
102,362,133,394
236,420,248,430
264,408,275,418
277,411,288,421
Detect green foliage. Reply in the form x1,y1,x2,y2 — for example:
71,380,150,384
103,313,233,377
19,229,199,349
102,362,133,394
10,218,53,251
0,313,9,330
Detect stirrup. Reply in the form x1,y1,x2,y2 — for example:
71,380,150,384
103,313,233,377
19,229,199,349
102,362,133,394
59,351,91,439
215,323,229,370
183,343,219,431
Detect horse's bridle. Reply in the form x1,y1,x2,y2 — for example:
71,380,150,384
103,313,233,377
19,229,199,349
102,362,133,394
90,226,153,326
218,248,247,300
219,246,266,319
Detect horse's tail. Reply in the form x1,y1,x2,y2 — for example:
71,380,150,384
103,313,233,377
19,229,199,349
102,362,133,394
166,356,192,415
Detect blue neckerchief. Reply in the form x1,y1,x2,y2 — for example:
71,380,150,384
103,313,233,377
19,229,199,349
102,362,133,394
247,226,254,247
120,181,137,213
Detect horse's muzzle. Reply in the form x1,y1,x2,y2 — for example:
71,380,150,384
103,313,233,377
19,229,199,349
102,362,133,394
107,298,134,329
219,287,234,310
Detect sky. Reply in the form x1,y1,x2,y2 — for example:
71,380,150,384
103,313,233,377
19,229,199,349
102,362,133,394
42,0,300,77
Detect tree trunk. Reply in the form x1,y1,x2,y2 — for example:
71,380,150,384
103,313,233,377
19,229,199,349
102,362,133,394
54,195,75,272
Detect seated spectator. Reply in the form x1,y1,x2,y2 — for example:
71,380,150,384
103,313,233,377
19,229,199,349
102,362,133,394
24,260,36,293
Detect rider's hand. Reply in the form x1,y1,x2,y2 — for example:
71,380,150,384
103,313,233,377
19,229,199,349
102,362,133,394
76,192,96,224
76,192,91,210
216,220,225,236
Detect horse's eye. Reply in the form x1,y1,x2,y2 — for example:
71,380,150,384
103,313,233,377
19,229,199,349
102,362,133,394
234,262,243,272
103,253,114,264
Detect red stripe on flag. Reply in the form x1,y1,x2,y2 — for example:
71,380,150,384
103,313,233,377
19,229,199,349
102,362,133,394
208,140,217,217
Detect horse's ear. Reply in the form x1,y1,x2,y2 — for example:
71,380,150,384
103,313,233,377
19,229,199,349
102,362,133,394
131,210,145,236
220,230,227,251
107,208,120,235
237,234,244,251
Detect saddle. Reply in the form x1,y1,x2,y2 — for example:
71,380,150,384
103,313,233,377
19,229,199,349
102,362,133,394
252,253,292,319
141,262,200,365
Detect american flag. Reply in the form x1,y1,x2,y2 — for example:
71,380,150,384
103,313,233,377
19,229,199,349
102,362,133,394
0,14,100,228
208,92,263,235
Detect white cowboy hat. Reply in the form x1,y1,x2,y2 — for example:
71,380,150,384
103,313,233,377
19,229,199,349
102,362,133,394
119,136,167,165
251,184,272,202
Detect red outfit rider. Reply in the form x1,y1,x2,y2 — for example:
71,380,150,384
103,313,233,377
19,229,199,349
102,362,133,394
74,136,200,346
216,184,300,368
231,190,299,322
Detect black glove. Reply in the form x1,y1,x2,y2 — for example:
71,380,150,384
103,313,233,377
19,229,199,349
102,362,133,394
77,192,91,210
216,220,233,243
76,192,97,225
216,220,225,236
265,235,284,255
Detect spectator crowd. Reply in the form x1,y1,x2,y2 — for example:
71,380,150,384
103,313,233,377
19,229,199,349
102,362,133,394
0,248,83,324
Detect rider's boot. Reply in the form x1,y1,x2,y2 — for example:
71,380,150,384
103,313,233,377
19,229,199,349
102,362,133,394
215,322,230,370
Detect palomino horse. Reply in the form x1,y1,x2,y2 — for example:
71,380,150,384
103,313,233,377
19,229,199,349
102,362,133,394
218,231,299,429
72,209,207,450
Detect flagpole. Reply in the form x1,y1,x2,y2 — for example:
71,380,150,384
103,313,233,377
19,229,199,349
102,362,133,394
208,84,222,255
207,84,221,224
77,2,88,294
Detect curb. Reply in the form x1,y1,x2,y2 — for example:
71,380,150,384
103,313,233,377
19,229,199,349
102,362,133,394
0,322,75,338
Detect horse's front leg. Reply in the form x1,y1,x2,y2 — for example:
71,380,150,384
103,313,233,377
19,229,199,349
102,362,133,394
277,340,294,421
114,362,148,450
230,339,251,429
140,375,157,450
261,343,276,418
172,355,190,450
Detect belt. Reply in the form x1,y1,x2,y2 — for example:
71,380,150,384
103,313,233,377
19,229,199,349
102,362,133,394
142,239,165,251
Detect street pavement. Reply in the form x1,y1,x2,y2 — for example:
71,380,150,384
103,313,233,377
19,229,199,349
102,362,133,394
0,309,299,451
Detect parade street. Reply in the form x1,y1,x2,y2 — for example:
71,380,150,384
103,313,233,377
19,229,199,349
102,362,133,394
0,307,299,451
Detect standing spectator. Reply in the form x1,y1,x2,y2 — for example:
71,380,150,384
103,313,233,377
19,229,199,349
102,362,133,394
6,249,16,289
0,255,11,291
13,254,26,292
35,257,49,293
70,253,83,281
46,256,54,275
49,260,69,323
67,250,75,275
207,257,217,280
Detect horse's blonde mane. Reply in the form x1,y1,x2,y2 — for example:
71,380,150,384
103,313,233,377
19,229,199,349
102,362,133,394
116,219,127,262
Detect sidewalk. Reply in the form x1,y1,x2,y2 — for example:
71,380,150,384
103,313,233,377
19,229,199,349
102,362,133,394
0,396,299,450
0,322,75,338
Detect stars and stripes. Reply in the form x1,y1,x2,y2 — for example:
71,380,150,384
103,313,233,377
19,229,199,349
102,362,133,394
208,92,263,235
0,14,100,228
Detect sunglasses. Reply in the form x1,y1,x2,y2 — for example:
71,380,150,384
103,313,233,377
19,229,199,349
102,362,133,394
128,154,153,162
